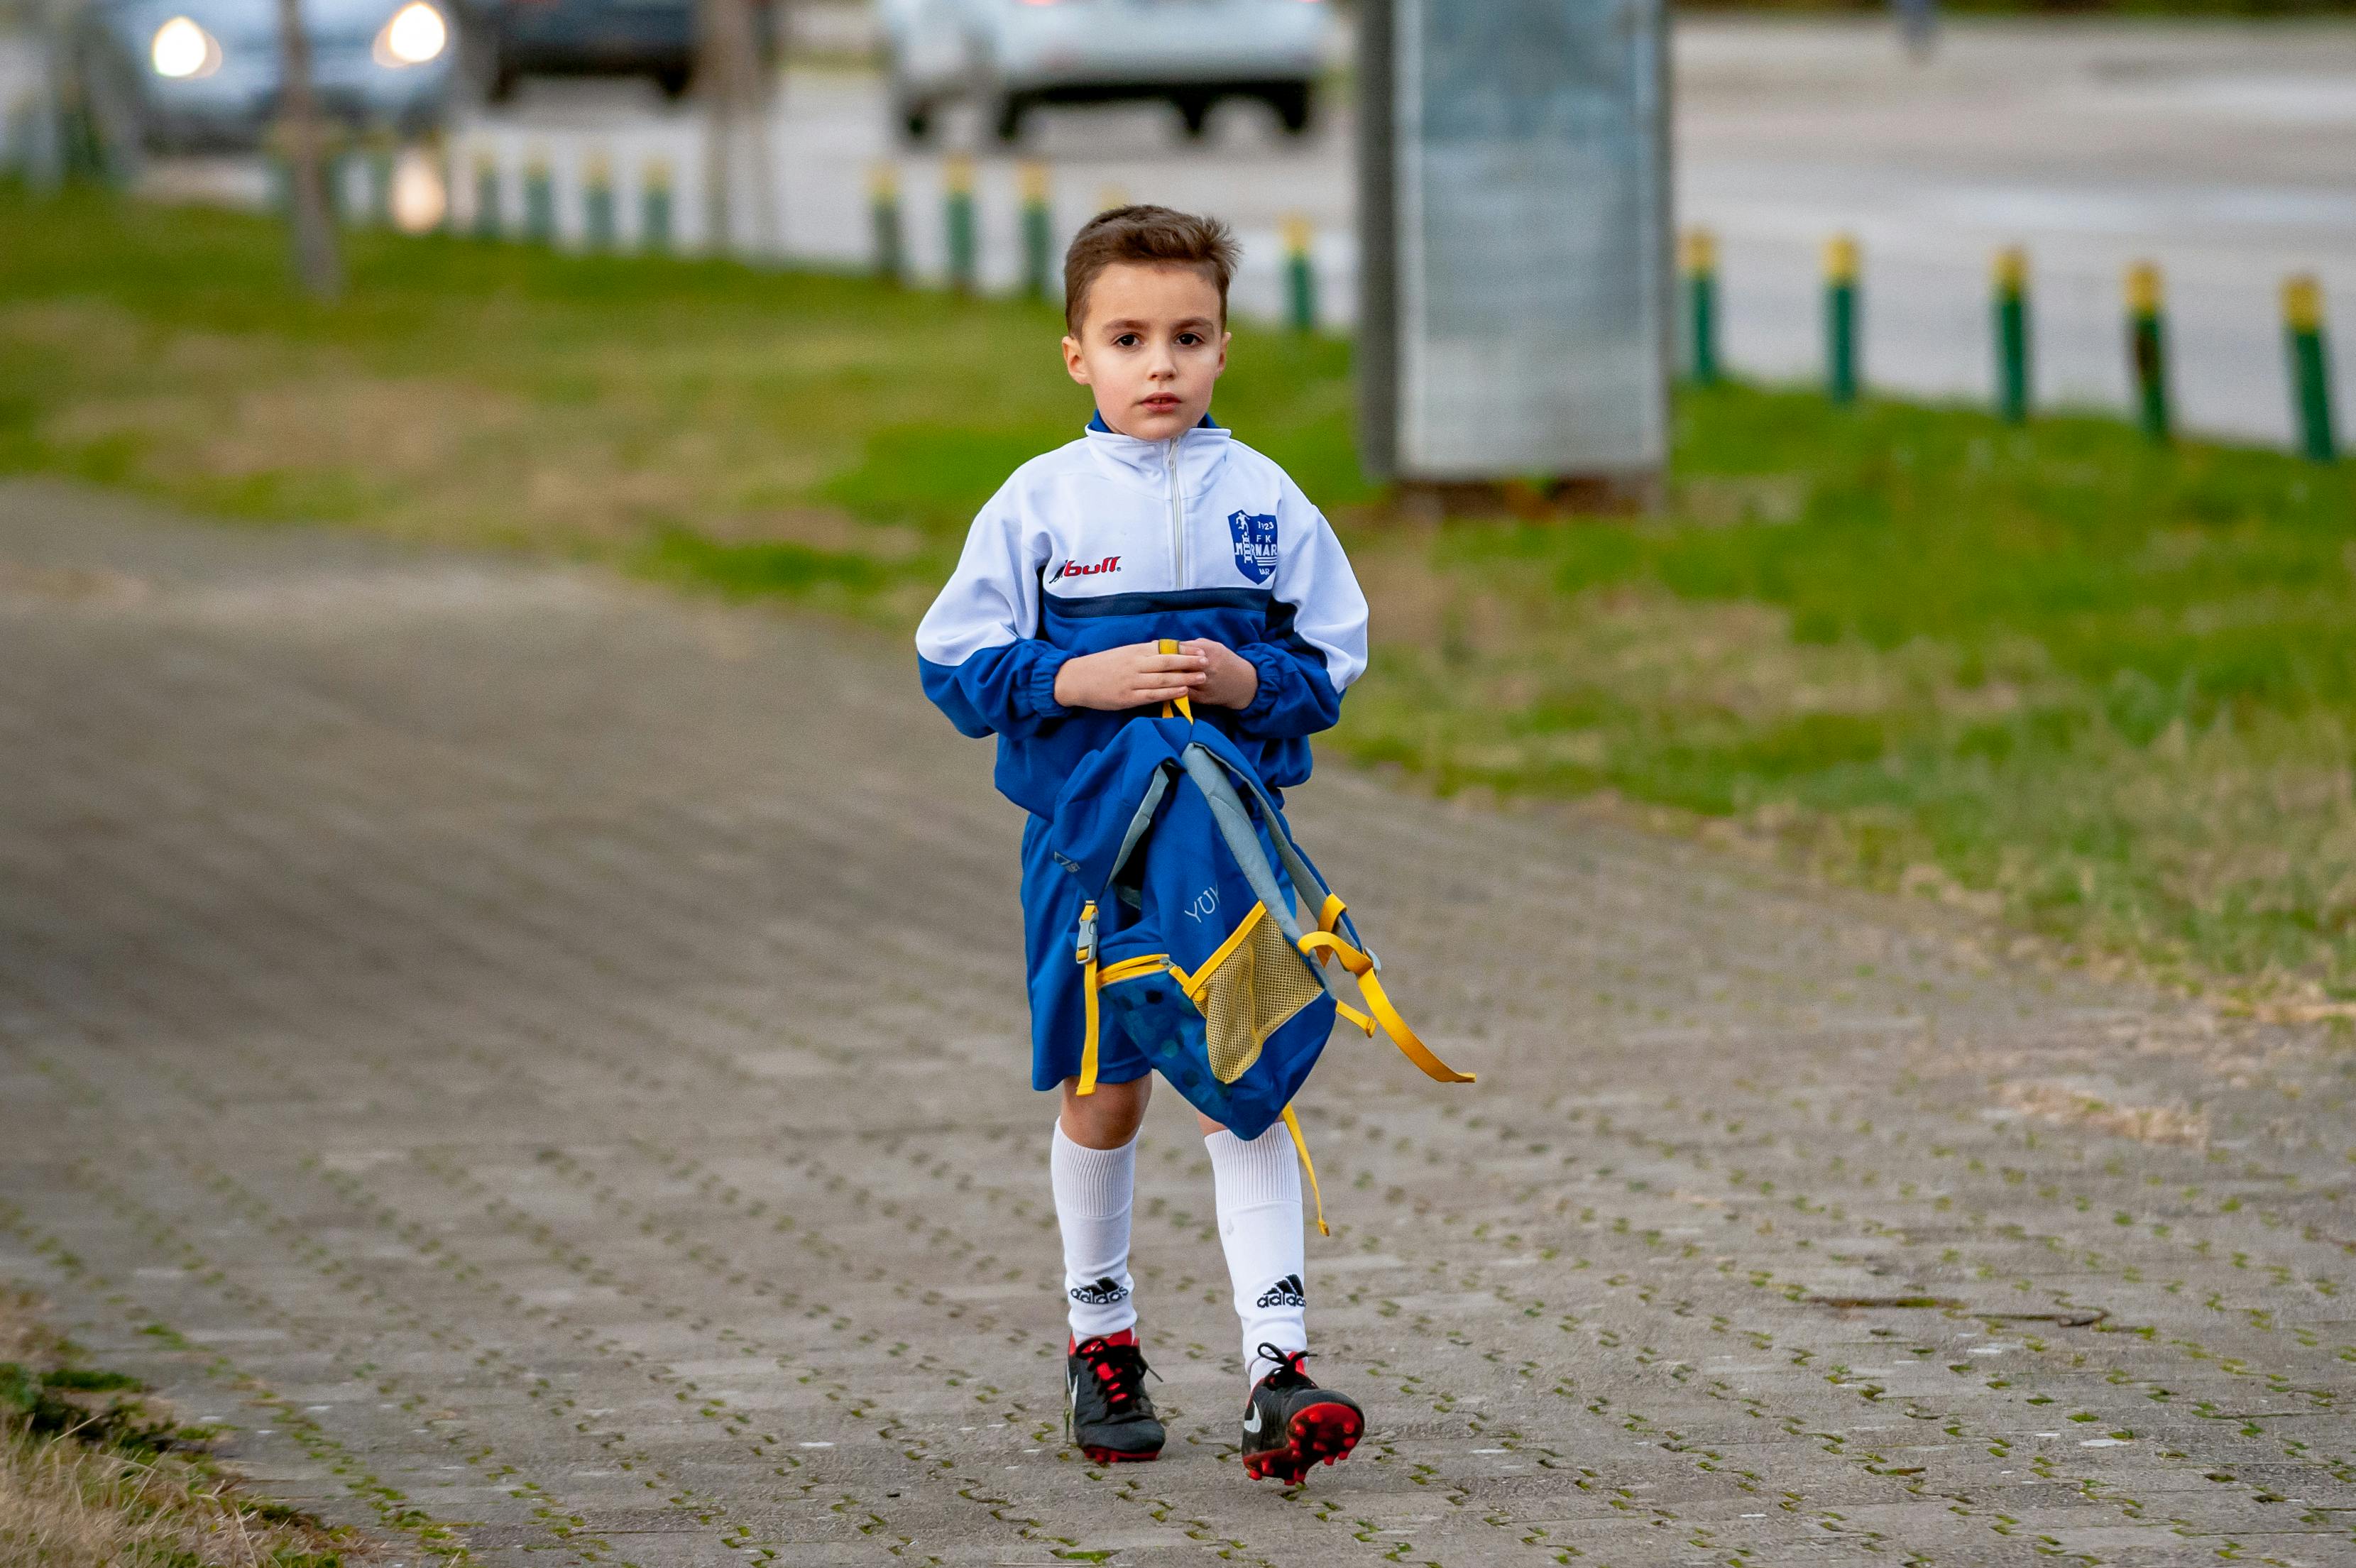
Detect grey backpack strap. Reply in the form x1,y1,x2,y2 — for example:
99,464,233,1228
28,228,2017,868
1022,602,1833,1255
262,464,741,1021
1177,746,1325,986
1190,745,1337,923
1103,762,1173,888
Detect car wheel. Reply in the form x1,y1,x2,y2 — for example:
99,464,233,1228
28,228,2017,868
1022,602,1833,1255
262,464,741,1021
1267,81,1313,136
897,97,933,142
992,92,1027,146
655,65,693,100
1175,92,1212,139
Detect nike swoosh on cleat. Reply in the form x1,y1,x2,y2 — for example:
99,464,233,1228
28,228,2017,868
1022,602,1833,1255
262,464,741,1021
1241,1407,1264,1433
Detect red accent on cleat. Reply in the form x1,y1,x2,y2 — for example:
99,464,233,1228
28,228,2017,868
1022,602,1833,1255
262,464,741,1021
1083,1444,1159,1464
1243,1401,1363,1485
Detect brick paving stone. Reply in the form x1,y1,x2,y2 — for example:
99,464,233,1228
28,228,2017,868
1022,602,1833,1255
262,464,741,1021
3,478,2353,1567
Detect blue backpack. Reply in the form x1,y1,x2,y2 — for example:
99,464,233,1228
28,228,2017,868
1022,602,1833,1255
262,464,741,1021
1046,674,1473,1232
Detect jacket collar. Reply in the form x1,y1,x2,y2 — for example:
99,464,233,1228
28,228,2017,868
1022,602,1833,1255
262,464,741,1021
1083,410,1233,495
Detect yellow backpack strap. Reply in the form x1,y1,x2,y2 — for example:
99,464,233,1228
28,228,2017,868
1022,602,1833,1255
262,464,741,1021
1075,901,1101,1095
1280,1104,1329,1237
1298,931,1476,1085
1156,637,1193,723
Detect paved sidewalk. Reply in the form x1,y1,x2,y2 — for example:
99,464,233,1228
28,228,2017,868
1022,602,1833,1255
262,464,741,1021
1,481,2350,1567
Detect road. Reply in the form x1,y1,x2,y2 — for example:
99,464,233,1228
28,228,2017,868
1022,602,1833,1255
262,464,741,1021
6,16,2350,447
437,16,2356,450
3,481,2352,1564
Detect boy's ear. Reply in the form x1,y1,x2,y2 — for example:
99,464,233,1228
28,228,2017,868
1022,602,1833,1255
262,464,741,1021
1062,334,1092,386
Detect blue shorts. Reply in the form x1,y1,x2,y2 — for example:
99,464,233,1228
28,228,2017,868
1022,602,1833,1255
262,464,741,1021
1021,815,1151,1091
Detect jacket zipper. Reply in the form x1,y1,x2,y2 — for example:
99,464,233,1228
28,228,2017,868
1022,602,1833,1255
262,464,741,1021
1166,438,1184,583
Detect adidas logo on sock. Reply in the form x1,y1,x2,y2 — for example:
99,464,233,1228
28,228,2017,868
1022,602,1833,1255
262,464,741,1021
1070,1276,1130,1305
1254,1273,1305,1309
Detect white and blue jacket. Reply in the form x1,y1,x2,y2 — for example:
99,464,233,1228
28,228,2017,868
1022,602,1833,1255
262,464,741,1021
916,415,1369,819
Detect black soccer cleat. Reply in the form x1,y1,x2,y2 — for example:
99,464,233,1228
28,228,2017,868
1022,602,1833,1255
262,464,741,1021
1065,1334,1165,1464
1239,1344,1363,1484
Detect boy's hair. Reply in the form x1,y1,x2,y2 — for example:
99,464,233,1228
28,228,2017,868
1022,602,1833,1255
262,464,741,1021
1063,206,1240,335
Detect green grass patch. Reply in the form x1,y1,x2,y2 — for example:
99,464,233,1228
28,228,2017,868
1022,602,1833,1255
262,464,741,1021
4,185,2354,999
1,1290,354,1565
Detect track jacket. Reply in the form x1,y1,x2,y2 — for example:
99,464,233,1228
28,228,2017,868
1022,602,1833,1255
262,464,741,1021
916,415,1369,820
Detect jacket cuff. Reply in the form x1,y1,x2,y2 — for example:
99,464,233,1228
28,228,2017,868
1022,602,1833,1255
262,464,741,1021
1025,647,1074,720
1236,643,1289,728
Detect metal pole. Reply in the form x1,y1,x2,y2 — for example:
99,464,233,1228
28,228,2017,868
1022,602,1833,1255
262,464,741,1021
1824,234,1859,405
944,152,976,292
273,0,344,300
2125,262,2169,444
1682,228,1718,386
1019,160,1052,300
2284,275,2338,464
1283,213,1316,332
1992,245,2029,424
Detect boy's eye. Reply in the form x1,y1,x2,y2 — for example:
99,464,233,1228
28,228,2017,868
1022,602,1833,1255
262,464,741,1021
1177,333,1201,346
1114,333,1139,348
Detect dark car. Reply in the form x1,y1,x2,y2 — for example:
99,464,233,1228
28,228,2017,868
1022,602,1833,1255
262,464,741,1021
448,0,777,103
66,0,454,162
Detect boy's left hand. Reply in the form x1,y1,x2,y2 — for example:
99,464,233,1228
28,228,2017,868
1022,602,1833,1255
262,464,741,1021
1181,640,1259,711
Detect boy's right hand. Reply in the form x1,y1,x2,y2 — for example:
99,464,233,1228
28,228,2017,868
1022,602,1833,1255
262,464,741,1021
1053,642,1210,711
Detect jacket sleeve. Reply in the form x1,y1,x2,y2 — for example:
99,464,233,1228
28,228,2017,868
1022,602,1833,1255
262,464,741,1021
914,481,1073,740
1228,482,1368,742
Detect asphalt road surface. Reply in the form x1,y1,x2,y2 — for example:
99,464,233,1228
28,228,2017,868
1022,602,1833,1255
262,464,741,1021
6,16,2350,447
432,17,2356,450
4,481,2352,1564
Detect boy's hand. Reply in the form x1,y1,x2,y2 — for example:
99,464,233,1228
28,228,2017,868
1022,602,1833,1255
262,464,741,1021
1053,643,1210,711
1180,639,1259,711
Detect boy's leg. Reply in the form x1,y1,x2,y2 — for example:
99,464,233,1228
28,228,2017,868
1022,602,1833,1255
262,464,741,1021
1055,1075,1164,1462
1054,1077,1150,1341
1202,1122,1306,1381
1205,1114,1364,1483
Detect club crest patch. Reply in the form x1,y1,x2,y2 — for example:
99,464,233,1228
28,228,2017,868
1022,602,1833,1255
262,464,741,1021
1227,510,1280,584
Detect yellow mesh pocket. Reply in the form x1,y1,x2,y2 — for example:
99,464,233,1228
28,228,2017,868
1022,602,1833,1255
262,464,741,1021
1190,904,1325,1084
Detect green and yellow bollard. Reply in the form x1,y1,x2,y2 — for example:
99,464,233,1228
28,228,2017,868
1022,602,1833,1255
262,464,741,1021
471,150,500,240
2126,262,2170,444
870,161,903,284
2284,274,2338,464
640,158,673,253
522,150,555,245
1682,228,1719,386
1824,233,1861,406
1993,245,2031,424
1019,160,1053,300
581,150,615,251
1283,214,1316,333
943,153,977,293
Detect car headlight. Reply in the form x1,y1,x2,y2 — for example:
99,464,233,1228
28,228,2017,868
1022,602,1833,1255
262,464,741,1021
150,15,221,79
373,1,447,67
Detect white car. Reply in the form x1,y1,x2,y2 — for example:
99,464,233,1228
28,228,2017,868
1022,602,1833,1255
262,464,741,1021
880,0,1328,144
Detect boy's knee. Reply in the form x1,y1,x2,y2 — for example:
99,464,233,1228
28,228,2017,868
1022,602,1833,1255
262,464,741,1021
1060,1078,1149,1147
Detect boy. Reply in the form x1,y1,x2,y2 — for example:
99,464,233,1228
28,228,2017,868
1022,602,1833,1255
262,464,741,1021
914,207,1369,1481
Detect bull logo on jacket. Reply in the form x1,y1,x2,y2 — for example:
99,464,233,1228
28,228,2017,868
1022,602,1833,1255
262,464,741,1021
1227,510,1280,584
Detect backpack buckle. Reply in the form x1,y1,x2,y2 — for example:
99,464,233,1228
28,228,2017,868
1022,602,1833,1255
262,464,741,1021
1075,901,1098,964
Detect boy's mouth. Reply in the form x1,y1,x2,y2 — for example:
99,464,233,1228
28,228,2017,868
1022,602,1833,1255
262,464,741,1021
1140,395,1181,412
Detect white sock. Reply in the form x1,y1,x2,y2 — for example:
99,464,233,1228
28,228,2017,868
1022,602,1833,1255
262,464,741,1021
1205,1125,1306,1383
1052,1122,1138,1342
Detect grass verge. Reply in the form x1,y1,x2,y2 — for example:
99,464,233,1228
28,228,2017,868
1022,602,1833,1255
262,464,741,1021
1,1289,354,1565
4,186,2353,1002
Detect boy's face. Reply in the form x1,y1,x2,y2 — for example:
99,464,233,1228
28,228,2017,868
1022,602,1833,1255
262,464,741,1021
1062,262,1231,443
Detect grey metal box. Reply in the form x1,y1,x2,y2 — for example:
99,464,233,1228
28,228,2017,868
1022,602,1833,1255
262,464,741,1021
1359,0,1672,488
